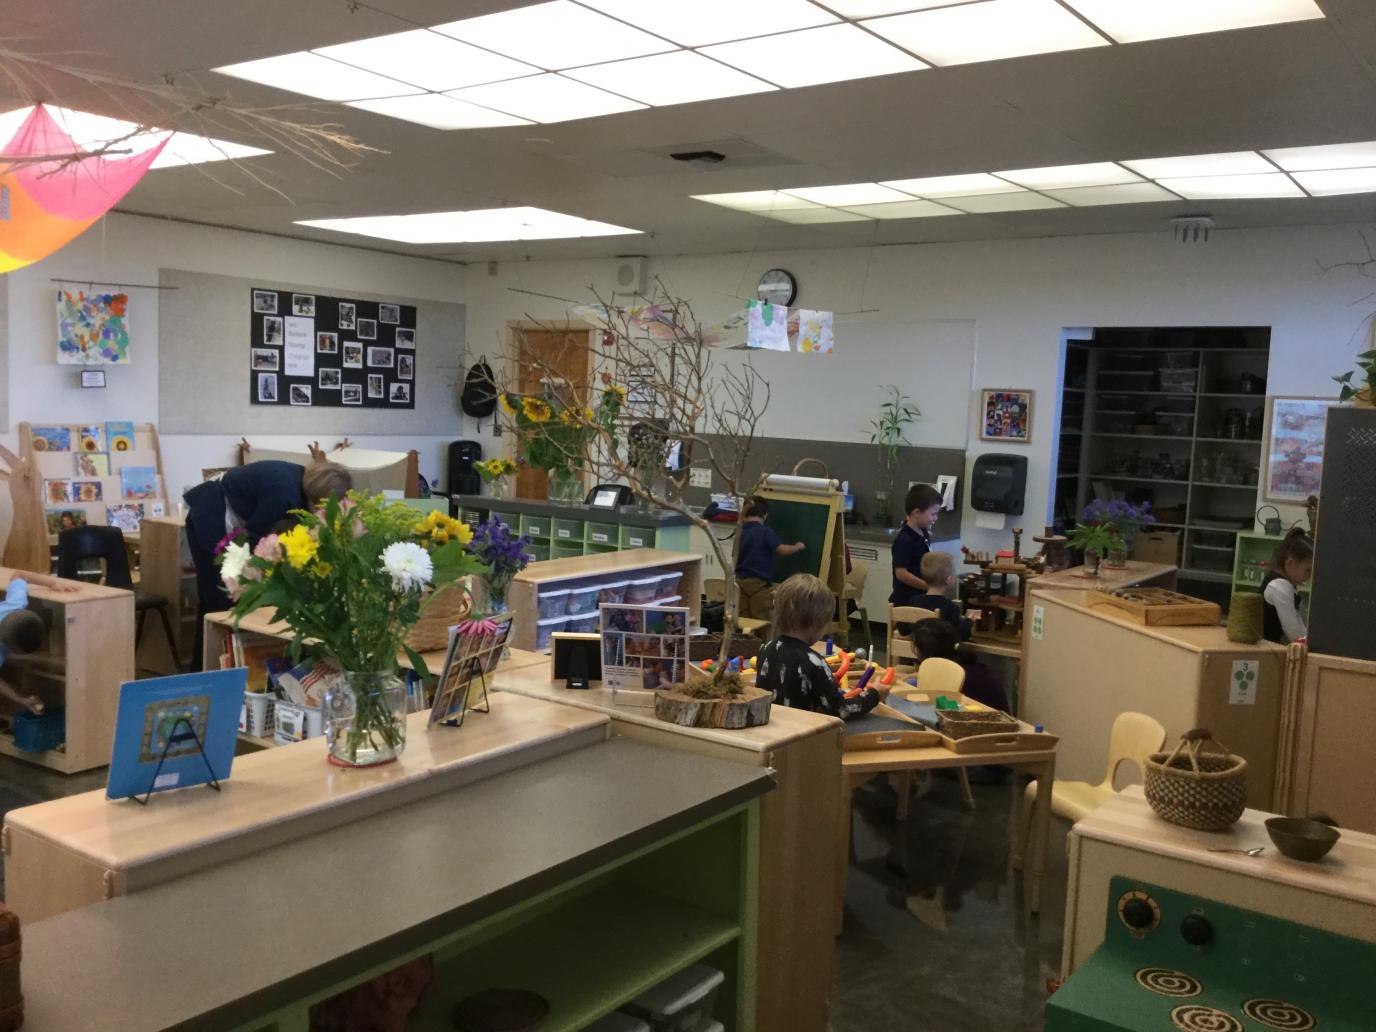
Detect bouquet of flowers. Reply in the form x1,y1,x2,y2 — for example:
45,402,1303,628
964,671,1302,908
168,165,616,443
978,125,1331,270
466,517,532,612
474,457,518,494
217,495,489,765
1080,498,1156,545
500,385,625,499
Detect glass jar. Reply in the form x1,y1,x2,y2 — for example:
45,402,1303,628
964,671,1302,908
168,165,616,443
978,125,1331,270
324,669,407,767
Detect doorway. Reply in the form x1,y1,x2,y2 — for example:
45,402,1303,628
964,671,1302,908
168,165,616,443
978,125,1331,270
510,326,591,501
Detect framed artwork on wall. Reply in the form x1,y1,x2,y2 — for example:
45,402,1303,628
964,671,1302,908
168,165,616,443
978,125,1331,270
979,388,1033,443
1262,396,1334,503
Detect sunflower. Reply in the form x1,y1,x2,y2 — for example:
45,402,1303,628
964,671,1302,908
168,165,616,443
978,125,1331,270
500,394,518,416
522,397,552,423
605,383,628,402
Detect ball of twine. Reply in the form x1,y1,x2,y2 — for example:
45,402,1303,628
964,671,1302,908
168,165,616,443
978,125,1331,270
1226,592,1263,644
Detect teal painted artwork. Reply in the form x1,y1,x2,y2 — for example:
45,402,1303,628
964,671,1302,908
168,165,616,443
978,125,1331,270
57,289,131,365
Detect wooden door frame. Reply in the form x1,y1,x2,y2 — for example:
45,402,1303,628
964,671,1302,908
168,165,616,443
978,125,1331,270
504,320,598,500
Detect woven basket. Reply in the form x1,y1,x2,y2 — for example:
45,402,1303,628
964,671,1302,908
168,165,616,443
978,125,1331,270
937,709,1019,740
1144,728,1248,830
404,583,473,653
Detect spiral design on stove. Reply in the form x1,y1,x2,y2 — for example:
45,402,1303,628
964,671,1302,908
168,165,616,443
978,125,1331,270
1170,1005,1244,1032
1241,999,1317,1031
1135,967,1203,998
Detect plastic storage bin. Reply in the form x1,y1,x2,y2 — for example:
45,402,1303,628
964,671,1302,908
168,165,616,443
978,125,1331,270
535,614,569,652
584,1014,650,1032
653,571,683,600
565,613,598,633
623,964,724,1032
566,584,601,615
625,576,661,605
597,579,628,606
14,708,65,752
537,589,571,619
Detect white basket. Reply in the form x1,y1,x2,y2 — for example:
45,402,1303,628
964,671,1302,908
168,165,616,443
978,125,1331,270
239,692,275,738
273,700,323,744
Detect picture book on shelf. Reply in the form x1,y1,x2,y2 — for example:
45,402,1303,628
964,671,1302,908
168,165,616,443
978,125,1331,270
74,452,111,477
30,426,71,452
119,466,159,500
45,509,86,534
105,421,135,452
73,480,103,502
106,669,246,800
78,425,103,452
106,503,145,533
44,479,72,503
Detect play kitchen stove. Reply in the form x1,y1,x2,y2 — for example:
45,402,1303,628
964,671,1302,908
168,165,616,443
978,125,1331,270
1048,788,1376,1032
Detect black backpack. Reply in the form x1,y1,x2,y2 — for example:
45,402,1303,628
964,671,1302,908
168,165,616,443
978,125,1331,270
460,358,498,418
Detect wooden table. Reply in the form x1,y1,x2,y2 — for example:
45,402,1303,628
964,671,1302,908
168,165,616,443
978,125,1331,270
1030,560,1177,593
493,661,842,1032
837,737,1057,927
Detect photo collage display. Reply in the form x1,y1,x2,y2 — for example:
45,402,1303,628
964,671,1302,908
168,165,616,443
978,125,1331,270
599,604,690,692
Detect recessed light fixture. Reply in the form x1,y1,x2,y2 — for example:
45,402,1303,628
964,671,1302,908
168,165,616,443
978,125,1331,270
940,192,1067,213
1154,173,1304,200
863,0,1110,67
1064,0,1323,44
782,182,915,206
764,208,872,224
432,1,673,70
1289,168,1376,196
564,51,776,107
346,94,532,130
448,74,646,123
1122,152,1274,178
1262,140,1376,171
840,199,962,218
297,206,641,244
691,191,825,211
314,29,539,92
577,0,837,47
701,23,926,88
995,162,1140,190
1043,182,1180,206
213,51,421,102
880,173,1027,197
0,105,271,168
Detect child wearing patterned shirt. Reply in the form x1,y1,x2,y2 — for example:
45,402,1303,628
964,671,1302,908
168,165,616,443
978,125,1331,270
755,574,887,720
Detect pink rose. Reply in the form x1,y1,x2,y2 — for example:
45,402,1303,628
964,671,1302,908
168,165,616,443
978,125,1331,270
253,534,282,562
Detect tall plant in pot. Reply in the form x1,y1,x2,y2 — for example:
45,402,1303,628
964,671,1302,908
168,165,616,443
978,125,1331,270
218,495,488,767
868,386,920,526
1065,521,1124,577
1333,349,1376,407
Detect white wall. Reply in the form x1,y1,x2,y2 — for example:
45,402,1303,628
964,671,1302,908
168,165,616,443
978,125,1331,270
464,223,1376,555
3,213,468,508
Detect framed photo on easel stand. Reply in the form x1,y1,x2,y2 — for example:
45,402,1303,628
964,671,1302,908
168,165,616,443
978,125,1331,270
428,614,512,728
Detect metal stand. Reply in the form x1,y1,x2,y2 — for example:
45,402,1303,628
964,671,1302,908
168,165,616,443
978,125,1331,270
135,716,221,805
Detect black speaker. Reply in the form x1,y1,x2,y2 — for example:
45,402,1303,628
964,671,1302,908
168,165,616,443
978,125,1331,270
1307,406,1376,660
448,440,482,497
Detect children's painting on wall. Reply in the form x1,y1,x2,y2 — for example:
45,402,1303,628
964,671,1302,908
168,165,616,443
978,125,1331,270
57,290,132,364
1264,397,1333,503
45,479,73,503
979,388,1033,443
795,309,834,355
45,509,86,535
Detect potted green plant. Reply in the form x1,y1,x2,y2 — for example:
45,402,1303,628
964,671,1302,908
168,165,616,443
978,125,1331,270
868,386,920,525
1333,349,1376,407
1065,521,1124,577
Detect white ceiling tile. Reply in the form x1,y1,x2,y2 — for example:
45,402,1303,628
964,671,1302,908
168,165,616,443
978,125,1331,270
1044,182,1181,205
863,0,1110,66
297,206,640,243
941,191,1067,212
700,23,926,88
824,1,969,15
448,74,646,123
1064,0,1324,45
762,207,873,223
346,94,533,130
840,199,963,218
783,182,915,205
1289,168,1376,196
432,1,673,70
880,172,1027,197
576,0,836,47
564,51,775,106
692,191,825,211
214,51,423,101
315,29,539,92
1154,173,1304,199
996,162,1140,189
1263,140,1376,172
1123,152,1275,178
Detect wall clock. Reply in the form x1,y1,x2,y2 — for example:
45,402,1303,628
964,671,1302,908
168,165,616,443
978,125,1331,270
756,268,797,307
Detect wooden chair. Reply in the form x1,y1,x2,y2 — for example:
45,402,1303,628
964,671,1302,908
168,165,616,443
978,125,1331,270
705,578,769,639
1013,711,1166,869
834,559,873,655
887,604,939,664
895,655,975,815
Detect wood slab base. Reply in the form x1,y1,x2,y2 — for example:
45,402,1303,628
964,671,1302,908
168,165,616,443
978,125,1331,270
654,685,773,729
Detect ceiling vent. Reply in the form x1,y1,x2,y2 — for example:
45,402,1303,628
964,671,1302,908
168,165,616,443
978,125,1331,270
1171,215,1215,243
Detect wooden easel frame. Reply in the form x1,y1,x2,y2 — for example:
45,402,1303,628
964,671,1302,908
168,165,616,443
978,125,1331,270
755,482,847,599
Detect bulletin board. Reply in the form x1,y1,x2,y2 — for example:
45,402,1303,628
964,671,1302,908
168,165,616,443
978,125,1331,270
248,287,415,410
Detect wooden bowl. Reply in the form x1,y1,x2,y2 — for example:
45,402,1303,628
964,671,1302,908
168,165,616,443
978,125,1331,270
1265,817,1340,862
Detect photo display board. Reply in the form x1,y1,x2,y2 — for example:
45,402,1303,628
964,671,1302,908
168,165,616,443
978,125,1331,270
249,288,416,409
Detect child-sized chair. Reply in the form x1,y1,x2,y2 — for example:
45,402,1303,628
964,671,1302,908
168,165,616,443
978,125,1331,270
887,604,938,664
834,559,873,655
894,656,975,815
1013,710,1166,869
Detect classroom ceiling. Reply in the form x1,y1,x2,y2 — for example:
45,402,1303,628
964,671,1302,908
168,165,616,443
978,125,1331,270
8,0,1376,263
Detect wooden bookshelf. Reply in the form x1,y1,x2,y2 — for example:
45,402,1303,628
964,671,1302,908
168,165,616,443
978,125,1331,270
135,515,194,675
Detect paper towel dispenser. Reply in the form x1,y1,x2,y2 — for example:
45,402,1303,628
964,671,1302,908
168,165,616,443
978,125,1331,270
971,453,1027,515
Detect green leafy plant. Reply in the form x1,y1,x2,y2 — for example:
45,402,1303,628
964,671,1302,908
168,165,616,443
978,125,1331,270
869,386,921,491
1065,521,1124,557
1333,349,1376,403
500,386,625,488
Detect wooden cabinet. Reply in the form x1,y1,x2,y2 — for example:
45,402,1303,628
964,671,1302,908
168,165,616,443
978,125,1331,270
135,514,195,675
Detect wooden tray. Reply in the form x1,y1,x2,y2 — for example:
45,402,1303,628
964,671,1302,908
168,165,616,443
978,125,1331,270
1088,586,1221,626
843,727,941,752
937,729,1060,755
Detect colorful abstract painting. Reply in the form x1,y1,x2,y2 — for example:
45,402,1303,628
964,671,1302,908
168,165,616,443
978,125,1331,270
746,300,789,351
58,290,132,364
796,310,834,355
1264,397,1333,503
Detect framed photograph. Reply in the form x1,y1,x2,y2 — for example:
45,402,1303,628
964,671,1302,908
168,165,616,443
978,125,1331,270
342,384,363,406
318,368,342,390
252,290,277,314
338,301,356,329
1263,396,1334,503
598,604,689,695
257,373,278,403
395,327,416,349
289,383,312,406
379,303,400,325
291,294,316,317
262,316,283,346
358,318,377,340
251,348,279,372
389,382,411,404
316,331,338,354
367,346,394,368
397,353,414,380
342,343,363,368
979,388,1033,443
427,615,511,728
367,373,385,398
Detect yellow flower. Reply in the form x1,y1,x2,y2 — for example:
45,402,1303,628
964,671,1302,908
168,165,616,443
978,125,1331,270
500,458,517,475
312,562,333,578
280,525,319,570
522,397,552,423
583,406,595,421
451,520,473,546
606,383,628,401
500,394,517,415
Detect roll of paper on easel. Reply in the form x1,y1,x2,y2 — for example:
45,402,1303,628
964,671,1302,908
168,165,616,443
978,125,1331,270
762,474,838,495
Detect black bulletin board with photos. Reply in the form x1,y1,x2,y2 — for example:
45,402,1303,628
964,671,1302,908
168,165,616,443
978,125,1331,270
249,288,416,409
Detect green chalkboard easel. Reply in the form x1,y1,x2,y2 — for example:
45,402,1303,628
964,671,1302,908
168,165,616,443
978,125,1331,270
756,479,847,601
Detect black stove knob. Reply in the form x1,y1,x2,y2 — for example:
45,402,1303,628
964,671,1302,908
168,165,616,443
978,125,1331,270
1122,898,1155,930
1181,914,1214,946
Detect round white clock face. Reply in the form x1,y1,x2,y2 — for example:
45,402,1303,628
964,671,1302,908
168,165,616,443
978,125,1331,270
757,268,796,307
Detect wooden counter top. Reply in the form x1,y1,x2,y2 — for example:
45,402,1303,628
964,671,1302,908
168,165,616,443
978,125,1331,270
492,660,842,754
1032,586,1284,655
1030,560,1176,593
0,566,132,603
512,547,697,586
18,738,774,1032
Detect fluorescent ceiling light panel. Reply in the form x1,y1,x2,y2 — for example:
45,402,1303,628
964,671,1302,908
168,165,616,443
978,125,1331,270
213,51,420,102
149,133,272,168
347,94,532,130
840,199,962,218
824,1,971,15
577,0,836,46
297,206,640,243
996,162,1139,189
314,29,538,92
1043,182,1180,206
1289,168,1376,196
1155,173,1304,199
564,51,776,106
864,0,1110,66
1122,152,1273,178
701,23,926,88
782,182,914,206
691,191,823,212
762,208,871,224
940,192,1067,213
880,172,1026,197
448,74,646,123
1064,0,1324,44
1263,140,1376,171
432,1,672,69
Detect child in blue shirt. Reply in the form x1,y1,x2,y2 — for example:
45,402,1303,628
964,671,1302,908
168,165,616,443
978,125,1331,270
891,483,943,606
0,569,75,715
908,552,971,640
734,497,805,622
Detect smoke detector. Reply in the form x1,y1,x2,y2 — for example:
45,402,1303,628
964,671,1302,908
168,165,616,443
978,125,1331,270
1171,215,1215,243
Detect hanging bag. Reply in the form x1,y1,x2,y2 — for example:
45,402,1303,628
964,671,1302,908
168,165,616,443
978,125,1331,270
460,357,498,418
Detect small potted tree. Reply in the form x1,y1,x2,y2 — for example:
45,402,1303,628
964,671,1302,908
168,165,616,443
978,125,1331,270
868,386,920,526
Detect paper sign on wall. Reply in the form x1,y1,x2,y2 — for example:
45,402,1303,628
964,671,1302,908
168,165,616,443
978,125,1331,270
1229,660,1258,705
283,316,314,377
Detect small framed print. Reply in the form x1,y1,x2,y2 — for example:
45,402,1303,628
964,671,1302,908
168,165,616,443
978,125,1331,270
338,301,356,329
262,316,283,345
316,331,338,354
395,327,415,349
342,383,363,406
367,373,385,398
80,369,107,388
289,383,312,406
378,303,400,324
257,373,278,403
357,318,377,340
252,290,277,314
342,343,363,368
367,346,394,368
389,382,411,404
291,294,316,317
397,353,414,380
318,367,342,390
979,388,1033,443
251,348,280,372
1263,396,1334,503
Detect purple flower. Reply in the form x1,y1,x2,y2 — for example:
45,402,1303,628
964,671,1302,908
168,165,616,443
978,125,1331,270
468,517,534,581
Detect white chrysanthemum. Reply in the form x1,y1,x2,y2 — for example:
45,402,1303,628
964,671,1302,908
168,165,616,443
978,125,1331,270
220,541,251,583
380,541,433,592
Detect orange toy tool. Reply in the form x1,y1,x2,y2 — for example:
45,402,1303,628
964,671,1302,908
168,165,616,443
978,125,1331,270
879,667,896,686
832,651,853,685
